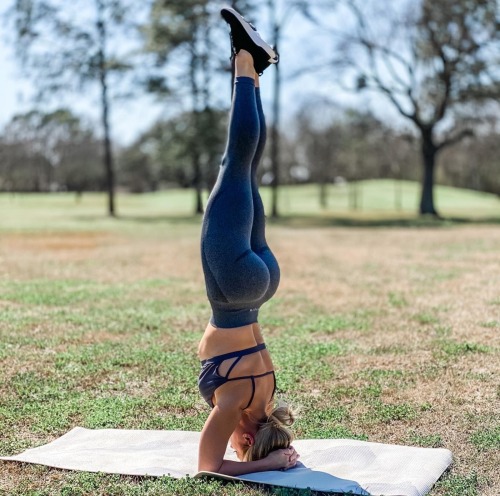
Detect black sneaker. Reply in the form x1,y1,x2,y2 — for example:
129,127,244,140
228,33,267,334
221,6,279,75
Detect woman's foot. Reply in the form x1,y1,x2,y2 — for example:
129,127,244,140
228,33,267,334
221,6,279,75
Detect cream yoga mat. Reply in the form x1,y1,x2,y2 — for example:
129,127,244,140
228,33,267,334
0,427,452,495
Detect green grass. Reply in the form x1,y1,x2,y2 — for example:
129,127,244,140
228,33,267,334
10,472,240,496
283,312,372,336
1,186,499,495
470,427,500,451
434,472,480,496
275,180,500,218
413,311,441,325
480,320,500,328
0,279,128,306
437,340,492,357
1,180,499,232
388,291,408,308
408,432,443,448
363,401,418,424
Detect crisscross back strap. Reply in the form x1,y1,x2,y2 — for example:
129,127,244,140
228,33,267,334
225,356,242,378
201,342,266,366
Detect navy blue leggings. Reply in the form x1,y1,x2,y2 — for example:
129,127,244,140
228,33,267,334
200,76,280,328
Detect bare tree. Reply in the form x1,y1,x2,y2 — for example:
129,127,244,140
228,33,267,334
0,109,101,193
118,109,227,193
293,101,398,209
334,0,500,216
10,0,138,215
266,0,325,217
440,111,500,196
145,0,235,214
294,97,340,208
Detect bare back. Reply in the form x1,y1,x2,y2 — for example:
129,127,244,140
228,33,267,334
198,322,275,415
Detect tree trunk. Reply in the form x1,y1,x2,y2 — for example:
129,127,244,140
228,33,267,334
96,2,115,217
192,139,204,214
189,33,204,215
318,144,329,209
100,66,115,217
419,129,438,216
349,181,359,211
391,159,403,211
395,179,402,212
191,115,203,214
190,109,204,214
319,181,327,209
270,7,280,218
270,59,280,218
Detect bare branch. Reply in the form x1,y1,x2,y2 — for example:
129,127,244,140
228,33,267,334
427,25,453,123
437,129,474,151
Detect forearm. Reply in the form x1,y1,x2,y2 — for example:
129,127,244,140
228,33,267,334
216,457,274,476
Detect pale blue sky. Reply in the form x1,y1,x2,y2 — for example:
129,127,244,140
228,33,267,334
0,1,404,145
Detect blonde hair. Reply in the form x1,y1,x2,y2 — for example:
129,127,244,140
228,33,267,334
243,402,296,462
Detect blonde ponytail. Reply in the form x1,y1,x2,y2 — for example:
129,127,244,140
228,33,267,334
243,402,297,462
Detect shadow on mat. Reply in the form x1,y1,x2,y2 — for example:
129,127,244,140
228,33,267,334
197,464,370,496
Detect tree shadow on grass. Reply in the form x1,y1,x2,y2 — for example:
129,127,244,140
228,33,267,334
73,214,203,225
119,214,204,225
73,213,500,229
270,214,500,229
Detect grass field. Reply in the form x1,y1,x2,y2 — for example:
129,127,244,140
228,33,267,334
1,182,499,495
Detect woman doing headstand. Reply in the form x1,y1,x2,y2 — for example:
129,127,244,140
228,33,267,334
197,7,300,476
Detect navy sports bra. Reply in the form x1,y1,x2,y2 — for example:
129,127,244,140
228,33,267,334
198,343,276,409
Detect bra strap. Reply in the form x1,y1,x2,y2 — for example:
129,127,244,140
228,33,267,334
243,376,256,410
201,342,266,365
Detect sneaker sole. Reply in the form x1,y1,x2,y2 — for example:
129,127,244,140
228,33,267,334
221,7,278,64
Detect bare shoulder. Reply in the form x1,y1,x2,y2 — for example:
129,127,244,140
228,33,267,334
198,401,242,472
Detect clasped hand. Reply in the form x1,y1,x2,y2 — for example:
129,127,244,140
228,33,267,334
265,446,300,471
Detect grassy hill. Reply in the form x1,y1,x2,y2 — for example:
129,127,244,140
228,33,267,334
1,180,498,232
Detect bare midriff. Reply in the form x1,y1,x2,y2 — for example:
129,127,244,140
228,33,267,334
197,322,261,361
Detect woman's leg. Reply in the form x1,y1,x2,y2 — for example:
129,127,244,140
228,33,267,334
249,77,280,305
201,51,271,328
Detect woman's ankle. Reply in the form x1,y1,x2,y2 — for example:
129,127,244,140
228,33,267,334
235,49,255,78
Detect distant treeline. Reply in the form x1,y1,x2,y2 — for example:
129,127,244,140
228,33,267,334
1,105,498,197
2,0,500,216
